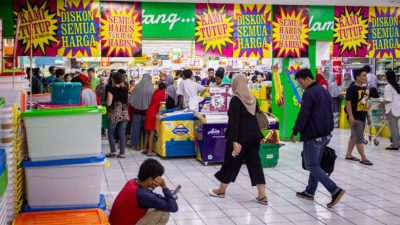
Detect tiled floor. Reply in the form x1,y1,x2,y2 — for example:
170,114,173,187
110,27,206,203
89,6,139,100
101,128,400,225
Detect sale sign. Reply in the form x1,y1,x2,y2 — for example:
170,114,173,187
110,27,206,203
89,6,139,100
233,4,272,58
368,7,400,58
14,0,58,56
195,3,234,57
286,63,303,106
333,6,369,57
57,0,101,57
272,62,284,107
272,6,309,58
101,2,142,57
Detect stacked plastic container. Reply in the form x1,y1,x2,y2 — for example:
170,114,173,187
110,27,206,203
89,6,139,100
0,98,24,223
20,106,106,212
0,149,8,225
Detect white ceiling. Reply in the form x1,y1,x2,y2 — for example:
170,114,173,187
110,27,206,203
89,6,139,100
128,0,400,6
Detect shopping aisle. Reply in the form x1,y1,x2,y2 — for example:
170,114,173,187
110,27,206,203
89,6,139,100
101,128,400,225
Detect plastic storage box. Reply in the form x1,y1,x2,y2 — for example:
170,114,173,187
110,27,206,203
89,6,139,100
21,106,105,161
0,193,7,225
50,82,82,104
259,143,279,168
0,149,7,199
21,154,105,209
14,209,109,225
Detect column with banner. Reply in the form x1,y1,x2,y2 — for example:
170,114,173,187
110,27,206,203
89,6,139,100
13,0,58,56
368,7,400,58
195,3,234,57
100,2,142,57
57,0,101,57
332,6,369,57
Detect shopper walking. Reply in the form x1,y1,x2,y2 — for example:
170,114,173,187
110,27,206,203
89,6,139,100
106,72,129,158
345,68,373,165
143,83,166,156
364,65,378,90
384,70,400,151
291,69,345,208
328,73,342,128
210,74,268,205
130,74,154,151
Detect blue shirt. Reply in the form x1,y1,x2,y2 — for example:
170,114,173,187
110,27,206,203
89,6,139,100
136,185,178,212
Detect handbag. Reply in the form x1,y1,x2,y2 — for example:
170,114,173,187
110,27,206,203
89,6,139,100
256,111,269,130
301,146,337,176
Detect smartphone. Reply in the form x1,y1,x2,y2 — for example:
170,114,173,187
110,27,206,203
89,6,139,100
172,185,182,197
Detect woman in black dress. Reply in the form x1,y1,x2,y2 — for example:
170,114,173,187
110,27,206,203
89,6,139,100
209,74,268,205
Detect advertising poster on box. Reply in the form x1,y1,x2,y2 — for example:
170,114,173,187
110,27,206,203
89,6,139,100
13,0,58,56
57,0,101,57
101,2,142,57
195,3,234,57
368,7,400,58
233,4,272,58
272,5,309,58
332,6,369,57
209,87,232,112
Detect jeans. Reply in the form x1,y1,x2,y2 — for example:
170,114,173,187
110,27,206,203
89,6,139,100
131,114,145,147
108,120,128,154
303,136,339,196
387,111,400,148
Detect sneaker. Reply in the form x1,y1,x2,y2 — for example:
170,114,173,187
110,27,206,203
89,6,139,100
327,188,346,208
385,147,399,151
296,191,314,201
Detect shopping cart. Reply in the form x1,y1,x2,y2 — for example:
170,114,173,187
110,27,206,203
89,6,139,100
364,106,388,146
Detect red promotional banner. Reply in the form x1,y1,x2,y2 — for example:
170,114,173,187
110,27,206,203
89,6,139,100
272,5,309,58
195,3,234,57
13,0,58,56
101,2,142,57
333,6,369,57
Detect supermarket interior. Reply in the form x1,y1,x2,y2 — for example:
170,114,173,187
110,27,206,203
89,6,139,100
0,0,400,224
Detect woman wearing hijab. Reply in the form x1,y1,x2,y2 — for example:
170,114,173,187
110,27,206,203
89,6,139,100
130,74,155,151
328,73,342,128
384,70,400,151
165,75,177,109
209,74,268,205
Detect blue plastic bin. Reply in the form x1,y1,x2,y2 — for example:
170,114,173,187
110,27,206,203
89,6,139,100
50,82,82,104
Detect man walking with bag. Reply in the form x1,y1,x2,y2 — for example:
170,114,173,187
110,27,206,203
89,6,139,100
291,69,345,208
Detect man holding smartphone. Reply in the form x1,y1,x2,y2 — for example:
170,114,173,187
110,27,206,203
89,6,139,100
109,159,178,225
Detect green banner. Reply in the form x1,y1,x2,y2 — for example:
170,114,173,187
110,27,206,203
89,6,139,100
142,2,195,39
309,6,334,40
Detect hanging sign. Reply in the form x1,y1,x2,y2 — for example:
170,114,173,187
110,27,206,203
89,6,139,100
368,7,400,58
57,0,101,57
195,3,234,57
272,62,284,107
332,6,369,57
286,63,303,107
100,2,142,57
272,5,309,58
13,0,58,56
233,4,272,58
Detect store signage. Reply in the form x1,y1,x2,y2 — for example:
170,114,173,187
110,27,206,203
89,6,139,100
13,0,58,56
272,5,309,58
142,2,195,39
172,124,189,136
233,4,272,58
272,62,284,107
286,63,303,107
101,2,142,57
309,6,334,40
195,3,235,57
332,6,369,57
57,0,101,57
368,6,400,58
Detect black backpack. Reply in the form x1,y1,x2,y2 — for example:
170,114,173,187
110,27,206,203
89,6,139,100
301,146,337,176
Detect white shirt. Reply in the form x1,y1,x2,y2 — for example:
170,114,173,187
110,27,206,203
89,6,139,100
384,84,400,117
81,88,98,106
177,79,205,108
367,73,378,89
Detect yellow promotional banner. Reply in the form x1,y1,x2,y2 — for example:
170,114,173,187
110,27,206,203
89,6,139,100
368,7,400,58
100,2,142,57
233,4,272,58
57,0,101,57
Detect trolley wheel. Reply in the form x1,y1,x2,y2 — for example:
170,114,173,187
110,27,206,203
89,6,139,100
364,139,368,145
374,140,379,146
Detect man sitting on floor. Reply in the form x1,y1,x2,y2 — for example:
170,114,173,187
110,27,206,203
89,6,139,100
109,159,178,225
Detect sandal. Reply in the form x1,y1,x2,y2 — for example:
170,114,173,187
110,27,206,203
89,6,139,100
360,160,373,166
106,153,117,158
345,156,360,161
147,152,156,157
141,150,148,155
117,154,126,158
208,189,225,198
255,196,268,205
